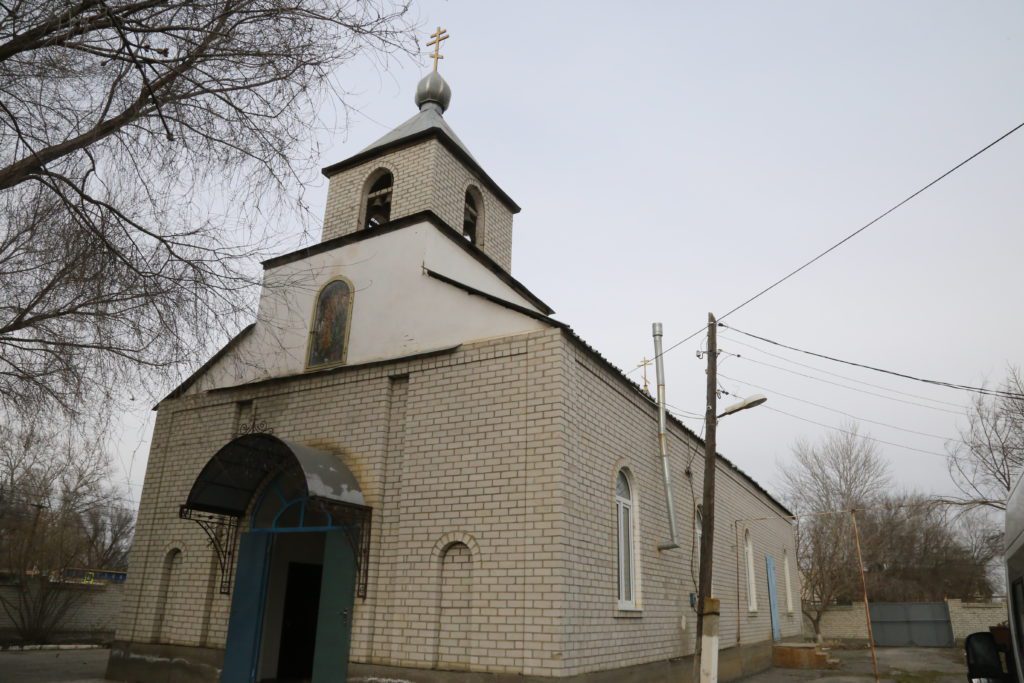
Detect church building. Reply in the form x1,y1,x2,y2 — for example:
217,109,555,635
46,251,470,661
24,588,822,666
107,41,800,683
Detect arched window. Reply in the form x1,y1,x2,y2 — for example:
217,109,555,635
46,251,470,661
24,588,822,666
616,469,637,609
694,505,703,585
783,549,793,614
463,186,483,244
745,530,758,612
363,170,393,229
307,278,353,368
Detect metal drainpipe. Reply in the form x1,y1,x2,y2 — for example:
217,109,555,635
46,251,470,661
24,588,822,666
653,323,679,550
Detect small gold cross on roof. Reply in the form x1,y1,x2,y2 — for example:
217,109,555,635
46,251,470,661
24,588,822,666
427,26,449,72
640,357,653,394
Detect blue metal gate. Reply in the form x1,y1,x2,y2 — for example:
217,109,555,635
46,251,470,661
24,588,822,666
869,602,954,647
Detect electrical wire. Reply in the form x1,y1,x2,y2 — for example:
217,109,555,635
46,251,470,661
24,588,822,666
718,372,965,444
714,119,1024,323
725,352,966,416
632,119,1024,373
718,334,966,409
721,323,1024,400
759,405,949,459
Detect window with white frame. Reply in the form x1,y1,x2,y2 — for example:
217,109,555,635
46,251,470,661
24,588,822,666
745,530,757,611
616,469,637,609
783,549,793,614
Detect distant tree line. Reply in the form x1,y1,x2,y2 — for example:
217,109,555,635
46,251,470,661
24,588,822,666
0,418,133,643
780,422,1001,642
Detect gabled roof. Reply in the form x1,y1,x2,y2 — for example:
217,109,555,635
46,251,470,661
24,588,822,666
262,210,552,315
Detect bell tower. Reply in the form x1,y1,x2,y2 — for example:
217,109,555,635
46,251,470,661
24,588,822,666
320,29,519,272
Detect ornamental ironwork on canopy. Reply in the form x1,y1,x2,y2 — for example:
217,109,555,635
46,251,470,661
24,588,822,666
179,432,371,596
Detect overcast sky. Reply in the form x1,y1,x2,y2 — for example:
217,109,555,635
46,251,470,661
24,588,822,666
114,1,1024,509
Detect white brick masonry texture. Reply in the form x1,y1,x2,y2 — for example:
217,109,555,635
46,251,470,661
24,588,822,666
118,328,799,676
0,583,124,637
321,139,513,272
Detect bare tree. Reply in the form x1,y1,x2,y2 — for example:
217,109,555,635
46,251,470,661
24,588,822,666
779,423,889,641
856,494,997,602
0,0,417,421
944,367,1024,510
0,416,134,642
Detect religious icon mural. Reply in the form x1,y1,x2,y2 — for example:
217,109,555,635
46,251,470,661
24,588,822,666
307,279,352,367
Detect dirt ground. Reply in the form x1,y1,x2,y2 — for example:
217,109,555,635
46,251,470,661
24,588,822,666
741,646,968,682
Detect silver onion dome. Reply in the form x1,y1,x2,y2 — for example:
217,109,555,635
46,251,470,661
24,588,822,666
414,71,452,113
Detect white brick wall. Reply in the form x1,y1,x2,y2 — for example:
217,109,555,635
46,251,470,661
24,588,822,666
948,599,1008,640
805,603,870,640
321,139,514,271
118,327,799,677
559,342,801,675
0,583,124,639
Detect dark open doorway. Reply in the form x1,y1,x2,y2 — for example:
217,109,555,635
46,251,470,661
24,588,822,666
276,562,323,680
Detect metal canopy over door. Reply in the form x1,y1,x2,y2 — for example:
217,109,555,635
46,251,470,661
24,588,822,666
870,602,954,647
180,434,371,683
765,555,782,642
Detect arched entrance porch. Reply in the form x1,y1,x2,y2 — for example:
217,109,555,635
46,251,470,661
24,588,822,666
180,434,370,683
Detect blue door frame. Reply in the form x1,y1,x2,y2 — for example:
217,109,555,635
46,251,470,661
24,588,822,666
220,525,358,683
221,532,273,683
765,554,782,641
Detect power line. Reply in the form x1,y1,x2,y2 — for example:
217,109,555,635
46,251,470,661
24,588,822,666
721,323,1024,400
715,119,1024,322
718,372,964,444
760,405,949,459
718,334,966,409
632,119,1024,374
726,353,966,416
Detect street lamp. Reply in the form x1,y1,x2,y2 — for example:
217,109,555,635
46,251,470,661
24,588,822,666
697,316,766,683
718,393,767,419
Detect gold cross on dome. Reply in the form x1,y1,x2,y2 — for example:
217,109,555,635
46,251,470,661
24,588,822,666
427,26,449,72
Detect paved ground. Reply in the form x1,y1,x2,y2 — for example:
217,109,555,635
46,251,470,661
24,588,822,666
0,645,968,683
0,647,109,683
742,646,967,682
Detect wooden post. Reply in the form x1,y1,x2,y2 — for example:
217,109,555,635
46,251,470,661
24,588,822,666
851,509,880,682
697,313,718,681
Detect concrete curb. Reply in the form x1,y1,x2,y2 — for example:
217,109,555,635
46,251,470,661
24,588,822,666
0,643,107,652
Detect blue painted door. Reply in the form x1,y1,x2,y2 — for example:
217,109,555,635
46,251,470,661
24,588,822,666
765,554,782,641
311,529,356,683
221,532,272,683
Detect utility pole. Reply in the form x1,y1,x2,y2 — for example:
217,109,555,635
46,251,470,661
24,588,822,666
851,510,880,683
697,312,719,683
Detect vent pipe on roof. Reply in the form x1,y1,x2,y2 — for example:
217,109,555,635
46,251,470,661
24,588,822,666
653,323,680,550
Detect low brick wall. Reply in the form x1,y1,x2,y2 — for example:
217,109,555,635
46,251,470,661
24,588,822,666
805,599,1009,644
804,603,870,641
0,582,124,643
947,598,1008,641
